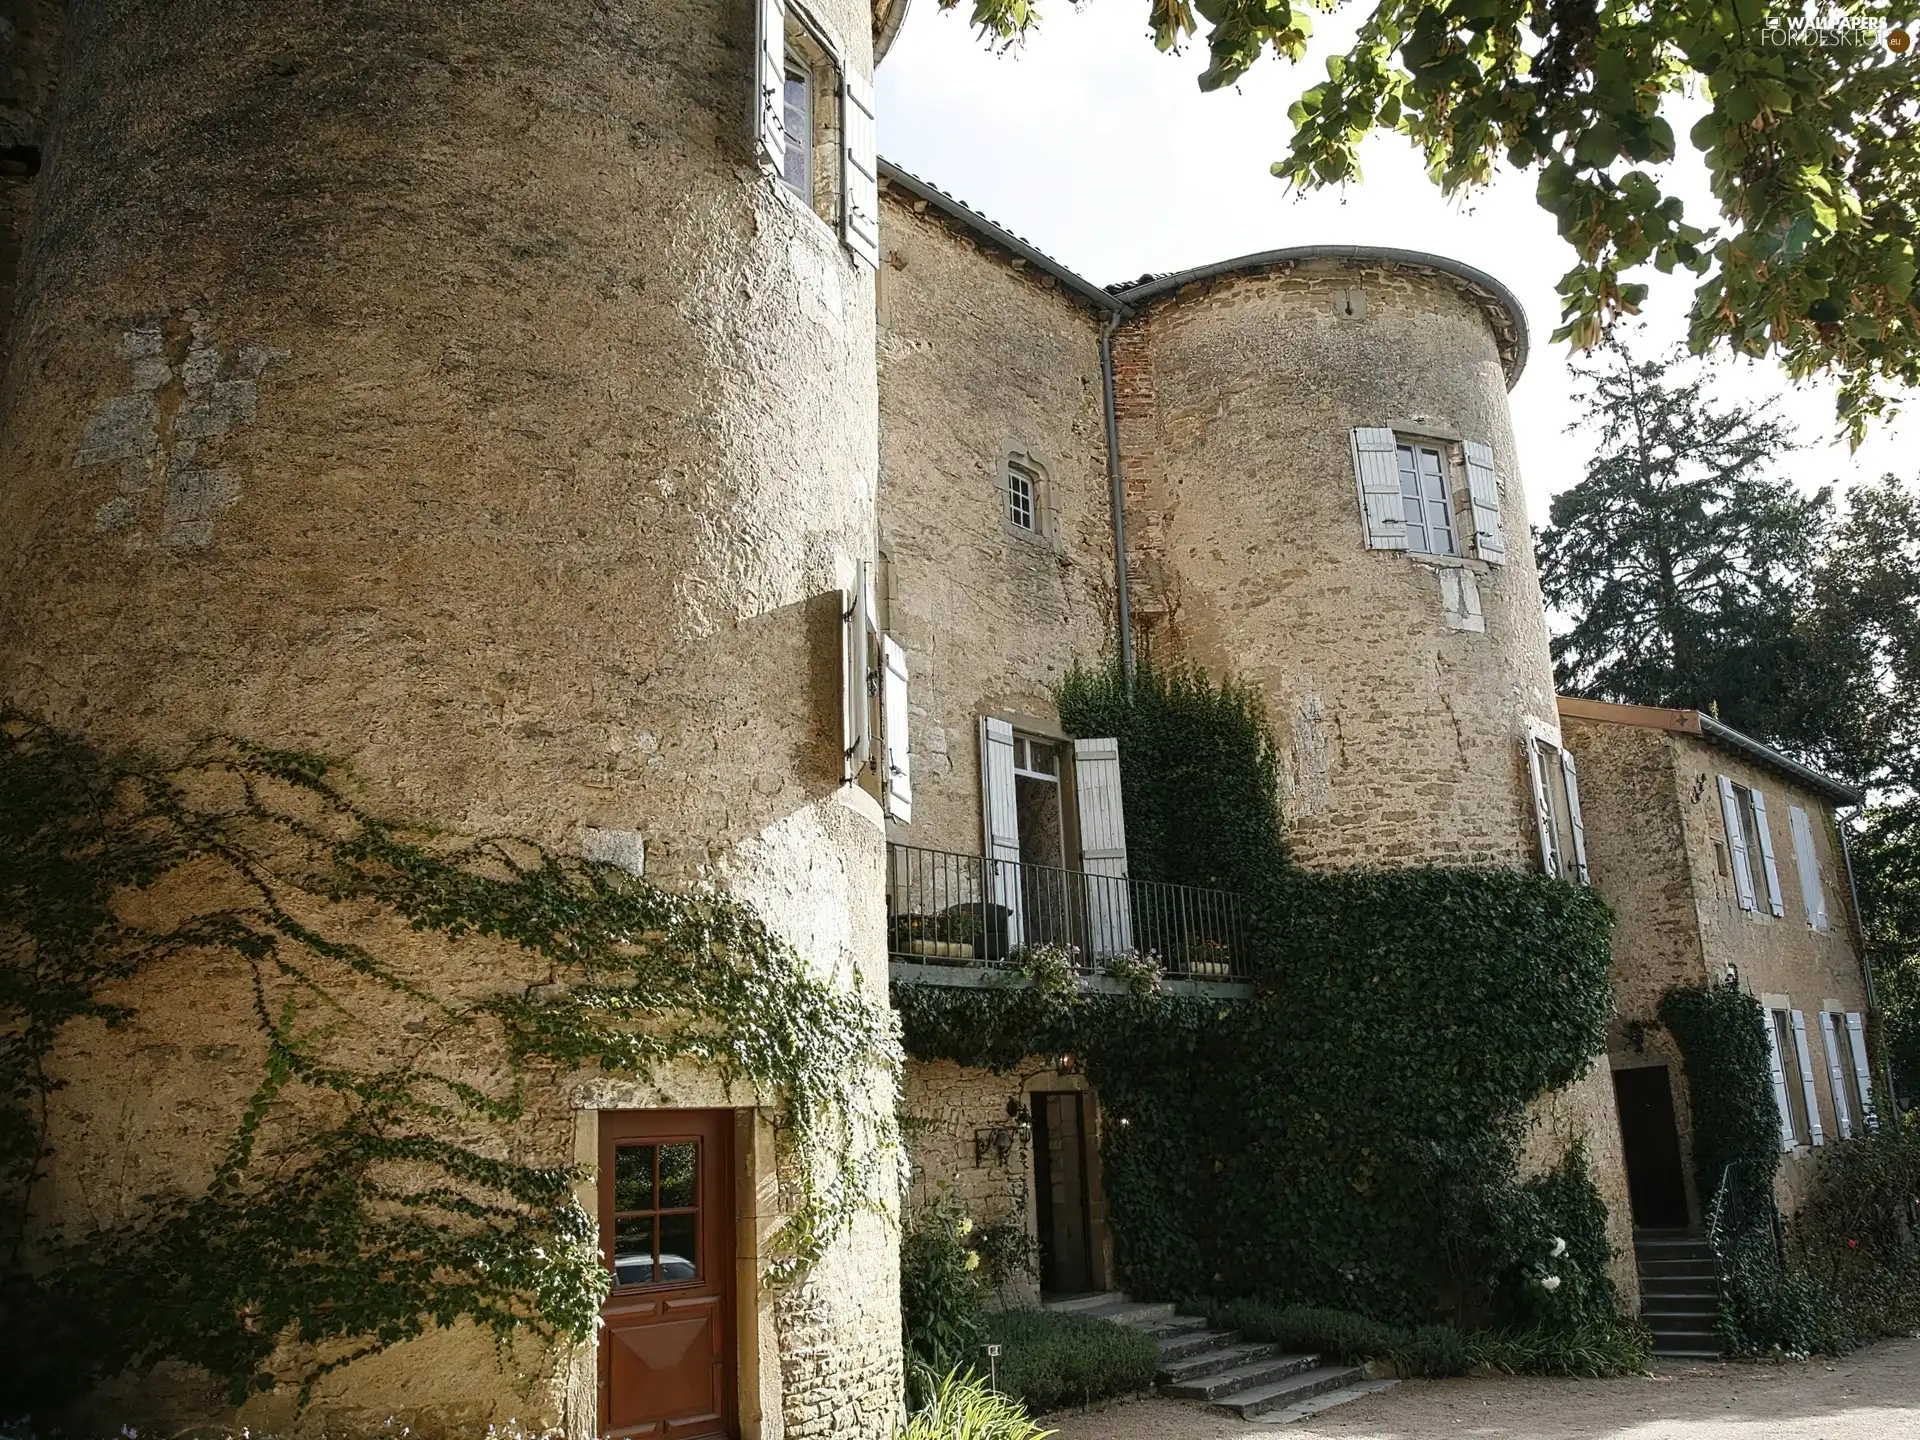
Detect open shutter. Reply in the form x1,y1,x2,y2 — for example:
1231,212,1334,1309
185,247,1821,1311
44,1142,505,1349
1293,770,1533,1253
1073,738,1133,958
1526,736,1560,877
841,560,873,781
1559,748,1589,884
1789,806,1828,930
752,0,787,174
1763,1013,1796,1149
1825,1013,1854,1139
1351,428,1408,550
841,68,880,268
980,717,1023,950
1790,1010,1824,1146
1463,439,1506,564
1751,788,1785,917
880,636,911,823
1719,776,1756,911
1847,1012,1877,1131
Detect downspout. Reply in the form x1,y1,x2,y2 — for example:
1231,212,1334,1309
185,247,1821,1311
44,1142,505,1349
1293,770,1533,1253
1836,807,1898,1116
1099,307,1136,686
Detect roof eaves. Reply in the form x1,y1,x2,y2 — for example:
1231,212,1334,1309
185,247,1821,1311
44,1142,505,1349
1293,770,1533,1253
1697,713,1863,808
1110,245,1530,389
877,158,1127,316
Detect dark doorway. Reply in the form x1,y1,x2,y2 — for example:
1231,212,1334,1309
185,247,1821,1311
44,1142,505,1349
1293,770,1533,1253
1613,1066,1691,1230
1031,1091,1094,1295
599,1109,736,1440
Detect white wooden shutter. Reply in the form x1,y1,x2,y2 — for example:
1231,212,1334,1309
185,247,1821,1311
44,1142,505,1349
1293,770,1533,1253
880,635,911,823
1824,1012,1854,1139
1719,776,1756,911
1526,736,1561,877
1790,1009,1824,1146
840,68,880,268
980,717,1023,948
1351,428,1408,550
1789,806,1828,931
1847,1011,1877,1131
1559,748,1589,884
841,560,873,781
752,0,788,174
1763,1012,1796,1149
1463,439,1506,564
1750,788,1785,917
1072,738,1133,957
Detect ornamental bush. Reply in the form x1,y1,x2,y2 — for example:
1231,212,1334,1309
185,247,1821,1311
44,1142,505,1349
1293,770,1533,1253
901,1190,989,1386
982,1309,1159,1414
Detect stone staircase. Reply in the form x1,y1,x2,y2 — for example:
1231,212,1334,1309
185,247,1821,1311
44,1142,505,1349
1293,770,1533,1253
1043,1292,1392,1423
1633,1230,1723,1360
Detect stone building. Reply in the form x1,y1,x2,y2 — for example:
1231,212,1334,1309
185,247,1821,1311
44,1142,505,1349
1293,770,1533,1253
871,169,1637,1311
3,0,1873,1433
1558,699,1877,1352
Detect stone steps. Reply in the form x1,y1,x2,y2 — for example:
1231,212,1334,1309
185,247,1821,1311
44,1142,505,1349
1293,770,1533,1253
1633,1229,1724,1360
1052,1291,1391,1422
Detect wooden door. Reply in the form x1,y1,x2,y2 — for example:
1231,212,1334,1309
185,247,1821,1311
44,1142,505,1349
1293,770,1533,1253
599,1110,735,1440
1612,1067,1691,1230
1032,1091,1094,1295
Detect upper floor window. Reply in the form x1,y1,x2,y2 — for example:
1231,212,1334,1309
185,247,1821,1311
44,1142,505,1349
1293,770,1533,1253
1525,723,1588,883
1396,442,1456,557
781,65,812,198
1007,458,1038,533
1717,776,1784,917
752,0,878,267
1352,428,1507,564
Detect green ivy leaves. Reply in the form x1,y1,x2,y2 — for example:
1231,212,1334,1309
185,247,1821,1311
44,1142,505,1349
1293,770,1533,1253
0,714,899,1412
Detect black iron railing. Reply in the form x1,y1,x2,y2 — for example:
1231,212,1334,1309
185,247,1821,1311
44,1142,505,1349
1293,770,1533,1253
886,842,1252,983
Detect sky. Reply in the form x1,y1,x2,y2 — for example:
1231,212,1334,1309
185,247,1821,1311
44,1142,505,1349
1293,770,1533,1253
874,2,1918,527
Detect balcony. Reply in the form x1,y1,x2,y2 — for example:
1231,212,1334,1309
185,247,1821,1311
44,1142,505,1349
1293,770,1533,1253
886,842,1256,996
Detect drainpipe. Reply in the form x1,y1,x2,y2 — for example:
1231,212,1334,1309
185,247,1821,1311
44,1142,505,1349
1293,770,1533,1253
1836,806,1899,1116
1099,307,1136,686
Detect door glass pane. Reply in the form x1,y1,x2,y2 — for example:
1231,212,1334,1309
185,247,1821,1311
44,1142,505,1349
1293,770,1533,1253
613,1216,655,1287
659,1142,698,1209
657,1212,699,1283
613,1143,655,1212
1399,448,1428,551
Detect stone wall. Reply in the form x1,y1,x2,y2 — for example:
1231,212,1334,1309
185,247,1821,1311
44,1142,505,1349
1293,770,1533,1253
1563,711,1875,1222
0,0,63,380
0,0,898,1433
1112,259,1558,872
876,186,1117,860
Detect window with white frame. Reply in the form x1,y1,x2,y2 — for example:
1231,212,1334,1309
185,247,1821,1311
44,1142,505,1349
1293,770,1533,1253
1351,428,1508,562
1524,723,1589,883
1717,776,1784,917
752,0,877,266
1763,1006,1824,1149
1396,442,1457,557
1005,454,1047,538
1822,1010,1877,1136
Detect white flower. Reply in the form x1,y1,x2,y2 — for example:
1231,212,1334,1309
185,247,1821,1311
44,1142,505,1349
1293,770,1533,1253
1549,1236,1567,1258
1541,1274,1562,1292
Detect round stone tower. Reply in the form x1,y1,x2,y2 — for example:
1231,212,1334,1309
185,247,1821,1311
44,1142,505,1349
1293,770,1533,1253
1111,248,1555,871
0,0,895,1433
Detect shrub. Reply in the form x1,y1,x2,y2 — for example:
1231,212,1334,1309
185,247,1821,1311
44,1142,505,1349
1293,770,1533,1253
901,1366,1055,1440
1208,1300,1466,1377
1463,1319,1651,1377
974,1218,1039,1296
982,1308,1160,1414
1785,1120,1920,1351
902,1191,987,1383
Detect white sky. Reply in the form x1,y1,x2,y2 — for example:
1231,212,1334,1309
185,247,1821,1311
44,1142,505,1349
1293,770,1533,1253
876,3,1918,527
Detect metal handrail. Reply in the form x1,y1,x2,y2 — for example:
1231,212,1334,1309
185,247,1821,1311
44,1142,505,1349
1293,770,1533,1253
885,841,1253,983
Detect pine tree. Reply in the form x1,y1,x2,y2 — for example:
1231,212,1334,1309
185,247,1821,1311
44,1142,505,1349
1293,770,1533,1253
1537,336,1864,771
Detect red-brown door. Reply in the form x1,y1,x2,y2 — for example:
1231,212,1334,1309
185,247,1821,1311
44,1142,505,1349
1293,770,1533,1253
599,1110,735,1440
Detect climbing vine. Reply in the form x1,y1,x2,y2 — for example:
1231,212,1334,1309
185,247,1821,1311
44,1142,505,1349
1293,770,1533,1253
0,715,899,1414
897,659,1622,1337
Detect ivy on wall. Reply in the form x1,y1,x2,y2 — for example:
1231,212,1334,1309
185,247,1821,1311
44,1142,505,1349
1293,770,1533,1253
0,715,900,1415
898,660,1621,1334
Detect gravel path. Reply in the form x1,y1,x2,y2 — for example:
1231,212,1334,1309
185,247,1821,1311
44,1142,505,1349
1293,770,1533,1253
1041,1339,1920,1439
